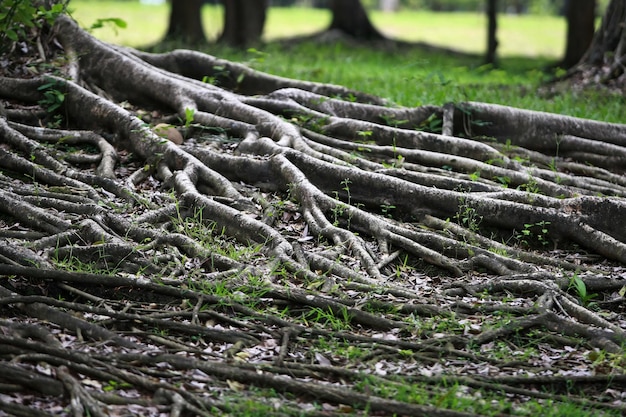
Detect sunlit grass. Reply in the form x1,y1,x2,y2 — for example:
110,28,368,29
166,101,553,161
372,11,565,57
215,43,624,123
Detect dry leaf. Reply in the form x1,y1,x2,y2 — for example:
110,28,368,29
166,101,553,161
226,379,245,391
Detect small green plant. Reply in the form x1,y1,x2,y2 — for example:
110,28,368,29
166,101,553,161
415,112,442,133
102,379,132,392
494,175,511,187
330,198,346,227
184,107,195,129
380,203,395,218
516,220,551,247
381,154,405,169
0,0,36,47
512,155,530,165
288,113,328,133
454,194,482,234
37,77,66,127
548,157,558,173
52,252,121,276
548,137,563,183
519,175,540,195
89,17,127,34
0,0,67,53
488,246,508,257
568,272,597,307
302,306,352,331
379,113,408,128
170,205,262,261
501,138,516,153
344,93,357,102
391,253,413,279
38,78,65,112
485,157,507,167
245,47,268,65
331,178,354,228
588,348,626,375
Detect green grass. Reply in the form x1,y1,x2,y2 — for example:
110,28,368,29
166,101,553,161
67,1,625,123
350,372,618,417
371,11,566,57
227,43,624,123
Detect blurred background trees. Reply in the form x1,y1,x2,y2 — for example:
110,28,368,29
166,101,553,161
159,0,605,70
164,0,205,44
328,0,383,40
572,0,626,82
560,0,596,68
268,0,609,13
219,0,268,47
143,0,610,13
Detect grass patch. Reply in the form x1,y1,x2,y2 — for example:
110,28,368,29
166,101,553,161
207,42,624,122
170,205,264,261
353,374,617,417
371,10,566,57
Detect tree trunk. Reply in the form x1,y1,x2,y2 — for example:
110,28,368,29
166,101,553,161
329,0,384,40
566,0,626,84
218,0,268,48
583,0,626,65
485,0,498,66
164,0,206,45
560,0,596,68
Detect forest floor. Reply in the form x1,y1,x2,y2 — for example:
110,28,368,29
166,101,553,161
1,8,626,417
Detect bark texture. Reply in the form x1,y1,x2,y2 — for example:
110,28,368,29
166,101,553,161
485,0,498,65
329,0,384,40
164,0,206,45
584,0,626,66
561,0,596,68
564,0,626,85
219,0,269,47
1,13,626,417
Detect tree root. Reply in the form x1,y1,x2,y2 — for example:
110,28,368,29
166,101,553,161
1,14,626,416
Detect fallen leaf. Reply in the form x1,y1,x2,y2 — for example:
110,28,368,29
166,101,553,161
226,379,245,391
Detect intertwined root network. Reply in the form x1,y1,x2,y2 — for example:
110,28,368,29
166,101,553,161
1,14,626,417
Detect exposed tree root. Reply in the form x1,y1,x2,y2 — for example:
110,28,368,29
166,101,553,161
1,14,626,416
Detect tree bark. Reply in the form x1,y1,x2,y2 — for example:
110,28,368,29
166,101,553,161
218,0,269,47
562,0,626,84
583,0,626,65
329,0,384,40
485,0,498,66
560,0,596,68
164,0,206,45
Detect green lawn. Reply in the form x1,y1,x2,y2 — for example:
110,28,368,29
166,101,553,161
372,11,565,57
67,1,624,123
227,42,624,123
